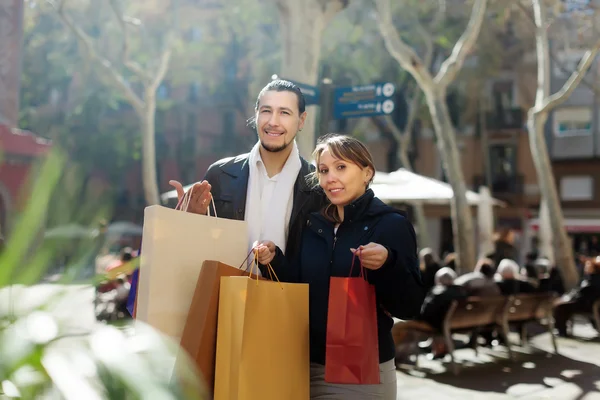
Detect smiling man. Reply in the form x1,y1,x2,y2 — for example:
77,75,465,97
169,79,325,264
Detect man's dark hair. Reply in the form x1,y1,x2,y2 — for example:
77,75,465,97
526,251,538,262
475,257,496,278
254,79,306,114
479,262,496,279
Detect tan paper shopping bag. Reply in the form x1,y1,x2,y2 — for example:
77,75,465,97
214,275,310,400
136,205,248,341
178,260,262,394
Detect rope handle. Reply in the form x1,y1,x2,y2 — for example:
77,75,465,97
175,184,217,217
349,248,367,280
236,245,283,289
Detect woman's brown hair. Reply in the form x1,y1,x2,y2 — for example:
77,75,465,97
311,133,376,224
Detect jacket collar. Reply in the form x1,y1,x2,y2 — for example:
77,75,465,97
221,153,250,178
343,189,375,223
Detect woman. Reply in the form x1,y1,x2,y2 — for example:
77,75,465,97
255,134,424,399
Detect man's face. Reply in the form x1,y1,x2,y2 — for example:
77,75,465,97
255,91,306,153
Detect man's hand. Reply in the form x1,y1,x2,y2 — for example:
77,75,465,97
254,240,276,265
350,243,389,270
169,180,213,215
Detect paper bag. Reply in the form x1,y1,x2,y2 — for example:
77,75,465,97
325,254,380,384
136,205,248,341
179,260,261,394
214,276,310,400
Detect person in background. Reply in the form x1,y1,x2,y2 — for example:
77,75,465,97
455,258,501,297
443,252,457,271
419,248,442,293
590,236,600,257
522,252,540,286
490,227,518,268
553,257,600,336
495,259,536,295
255,134,424,400
393,268,467,360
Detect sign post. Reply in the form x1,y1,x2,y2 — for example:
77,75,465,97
333,83,396,119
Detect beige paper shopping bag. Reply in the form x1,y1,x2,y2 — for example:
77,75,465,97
214,275,310,400
136,205,248,341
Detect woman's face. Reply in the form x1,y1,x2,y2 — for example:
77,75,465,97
317,148,372,207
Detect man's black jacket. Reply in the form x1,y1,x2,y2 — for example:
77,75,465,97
203,152,325,262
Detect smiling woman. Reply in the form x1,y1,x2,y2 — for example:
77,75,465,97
313,134,375,224
255,133,425,400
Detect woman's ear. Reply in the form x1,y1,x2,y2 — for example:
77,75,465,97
365,167,374,185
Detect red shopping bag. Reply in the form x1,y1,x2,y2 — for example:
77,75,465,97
325,251,380,384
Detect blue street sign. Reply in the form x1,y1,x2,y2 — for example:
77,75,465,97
333,82,396,119
285,79,321,106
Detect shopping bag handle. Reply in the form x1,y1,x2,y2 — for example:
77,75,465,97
175,184,218,217
235,246,283,289
349,248,367,280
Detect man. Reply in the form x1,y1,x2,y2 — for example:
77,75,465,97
169,79,324,263
455,257,501,297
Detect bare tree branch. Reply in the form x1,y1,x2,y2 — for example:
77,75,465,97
48,0,144,113
539,38,600,113
515,0,600,96
434,0,488,88
108,0,152,82
374,0,434,88
149,43,173,93
532,0,551,103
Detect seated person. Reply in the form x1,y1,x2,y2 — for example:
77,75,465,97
521,252,541,288
455,258,501,297
536,258,565,295
392,268,467,359
420,268,468,330
495,259,536,295
419,247,442,293
554,257,600,337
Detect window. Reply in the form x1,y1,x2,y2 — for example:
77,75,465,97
560,176,593,201
553,108,592,137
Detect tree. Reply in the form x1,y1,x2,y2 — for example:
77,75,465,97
525,0,600,290
375,0,489,271
46,0,176,206
274,0,349,159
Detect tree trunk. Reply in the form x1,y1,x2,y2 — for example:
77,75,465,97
527,111,578,290
140,91,160,206
538,198,554,264
276,1,345,159
397,141,431,249
425,90,476,273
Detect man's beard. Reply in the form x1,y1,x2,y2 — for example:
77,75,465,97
259,133,294,153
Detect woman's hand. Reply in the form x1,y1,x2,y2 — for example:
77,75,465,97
254,241,276,265
350,243,389,270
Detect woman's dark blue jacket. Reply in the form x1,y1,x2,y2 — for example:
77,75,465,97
262,189,425,365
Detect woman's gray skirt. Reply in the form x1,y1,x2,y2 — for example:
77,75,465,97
309,359,397,399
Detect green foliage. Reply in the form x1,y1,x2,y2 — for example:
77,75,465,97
0,150,206,398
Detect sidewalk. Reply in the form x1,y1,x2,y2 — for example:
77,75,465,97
395,319,600,399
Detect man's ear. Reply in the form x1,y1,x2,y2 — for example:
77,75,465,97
298,111,307,130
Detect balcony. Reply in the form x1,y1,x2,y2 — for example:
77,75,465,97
473,174,525,197
485,108,525,131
